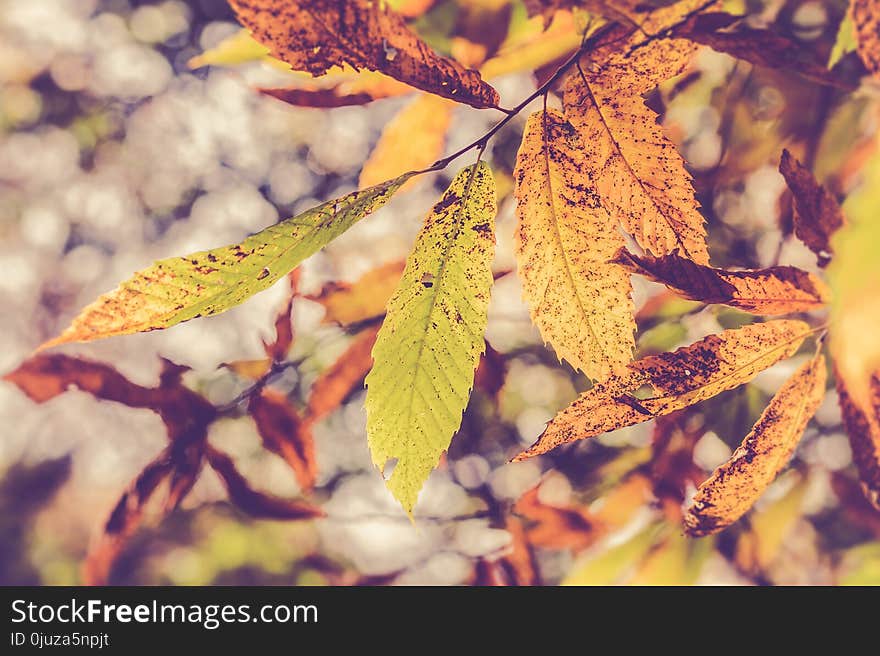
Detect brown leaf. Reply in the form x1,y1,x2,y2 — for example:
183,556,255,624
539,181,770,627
229,0,499,109
853,0,880,78
514,320,812,460
307,261,405,327
306,325,379,423
249,388,317,491
685,354,827,537
675,12,851,88
260,71,413,108
613,248,830,314
835,367,880,509
206,446,324,520
83,439,205,585
473,342,507,401
4,354,216,442
263,269,299,361
514,485,604,552
778,149,846,268
500,517,540,585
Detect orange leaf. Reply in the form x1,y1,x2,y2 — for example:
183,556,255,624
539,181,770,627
835,367,880,509
229,0,499,109
306,325,380,423
515,320,812,460
613,248,830,315
685,354,827,537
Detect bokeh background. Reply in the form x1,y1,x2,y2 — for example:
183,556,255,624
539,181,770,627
1,0,879,585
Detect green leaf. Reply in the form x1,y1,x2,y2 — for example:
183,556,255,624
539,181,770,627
42,174,413,348
365,162,497,514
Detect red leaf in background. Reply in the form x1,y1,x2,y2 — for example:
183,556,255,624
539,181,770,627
249,389,317,491
206,447,323,520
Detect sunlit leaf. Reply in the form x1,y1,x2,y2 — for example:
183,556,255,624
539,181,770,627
41,175,412,347
365,163,496,513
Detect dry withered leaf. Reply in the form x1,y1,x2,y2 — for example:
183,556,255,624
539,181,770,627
308,261,405,327
473,342,507,401
514,485,603,552
263,269,299,362
562,25,709,263
83,434,207,585
853,0,880,77
522,0,643,28
613,248,830,314
206,446,324,520
359,94,453,190
835,368,880,509
229,0,499,109
513,109,635,381
675,12,849,88
260,70,413,108
685,354,827,537
778,149,846,268
306,325,379,423
249,388,317,492
515,320,813,460
4,354,216,442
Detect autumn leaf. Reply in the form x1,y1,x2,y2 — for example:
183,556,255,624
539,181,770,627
83,446,201,585
228,0,499,109
249,389,318,492
522,0,643,28
359,94,454,190
674,12,848,88
4,354,215,442
853,0,880,77
778,149,845,268
515,320,813,460
830,9,858,69
562,28,709,263
187,28,287,70
513,109,635,380
306,325,380,423
41,175,411,348
263,269,299,362
733,474,808,573
205,446,324,520
478,11,582,81
835,369,880,509
308,261,405,327
628,530,712,585
685,354,827,537
365,162,496,513
514,485,604,552
828,137,880,416
613,248,830,314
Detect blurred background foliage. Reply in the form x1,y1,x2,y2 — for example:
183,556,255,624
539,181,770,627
1,0,879,586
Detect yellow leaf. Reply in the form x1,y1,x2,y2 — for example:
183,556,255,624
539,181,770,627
307,261,405,327
513,109,635,381
629,530,713,585
685,354,827,537
562,29,709,263
188,29,288,71
365,163,497,513
359,94,454,190
515,320,813,460
479,11,581,80
562,524,662,586
734,473,809,572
